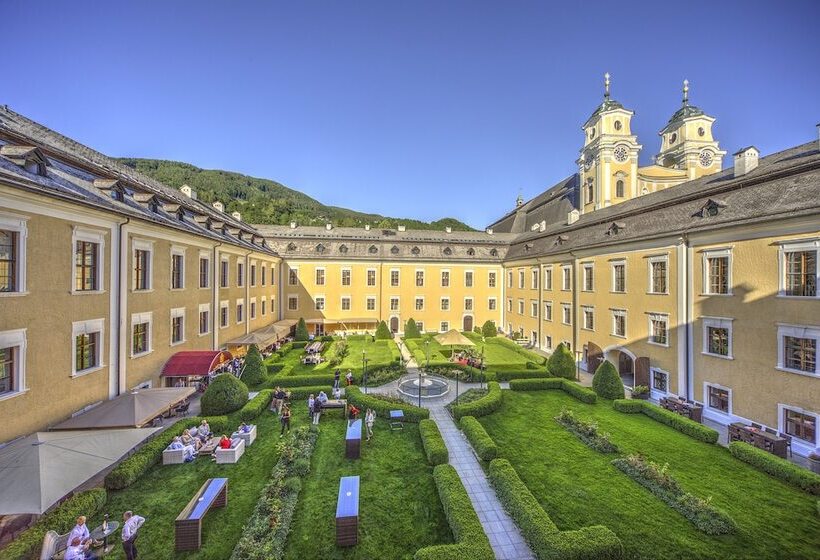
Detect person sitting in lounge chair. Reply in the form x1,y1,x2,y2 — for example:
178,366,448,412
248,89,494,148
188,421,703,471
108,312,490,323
180,429,201,450
238,422,252,433
168,436,196,461
68,516,91,546
218,435,232,449
65,536,97,560
197,420,211,443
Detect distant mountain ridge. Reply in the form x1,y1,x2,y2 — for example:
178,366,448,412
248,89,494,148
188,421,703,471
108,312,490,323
116,158,476,231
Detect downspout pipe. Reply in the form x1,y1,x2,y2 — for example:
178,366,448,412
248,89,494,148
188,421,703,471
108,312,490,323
212,242,222,350
116,217,130,396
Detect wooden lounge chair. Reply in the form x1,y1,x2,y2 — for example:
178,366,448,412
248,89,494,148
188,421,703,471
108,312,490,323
40,530,69,560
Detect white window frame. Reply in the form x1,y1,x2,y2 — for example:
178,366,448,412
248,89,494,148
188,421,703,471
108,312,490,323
465,270,474,288
701,316,734,359
71,226,106,294
198,251,211,289
650,367,669,398
648,312,669,347
415,296,424,311
389,296,400,311
777,239,820,299
488,297,497,311
543,301,553,322
315,295,326,311
440,297,450,311
341,296,351,311
132,238,154,292
237,261,245,287
777,403,819,448
441,269,451,288
582,263,594,292
517,299,524,315
561,265,571,291
170,307,186,346
261,295,267,316
236,298,245,323
507,299,512,313
701,248,733,296
488,270,497,288
250,297,257,320
703,381,732,416
219,300,229,328
561,303,572,325
530,268,539,290
288,266,298,286
0,213,28,295
518,269,525,289
366,296,377,311
465,297,474,312
71,318,105,376
612,309,626,338
543,266,553,290
440,321,449,333
250,259,258,287
647,255,669,295
390,268,400,287
341,267,352,286
169,246,186,290
544,335,553,351
416,321,424,333
530,300,538,318
220,256,230,288
366,268,377,287
581,306,595,331
776,324,820,377
610,259,626,294
198,303,211,336
0,328,27,400
287,295,299,311
315,267,326,286
507,270,513,288
130,311,153,357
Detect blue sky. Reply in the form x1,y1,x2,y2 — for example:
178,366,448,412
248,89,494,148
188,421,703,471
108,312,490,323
4,1,819,228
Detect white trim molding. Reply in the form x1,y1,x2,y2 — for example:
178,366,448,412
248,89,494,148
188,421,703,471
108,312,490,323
776,324,820,377
701,316,734,360
0,328,27,400
0,213,29,295
71,318,106,377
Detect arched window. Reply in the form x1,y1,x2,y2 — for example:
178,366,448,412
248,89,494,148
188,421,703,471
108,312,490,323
443,247,452,256
287,242,297,251
467,248,475,256
490,248,498,257
391,245,399,255
616,180,625,198
316,243,325,253
339,244,348,254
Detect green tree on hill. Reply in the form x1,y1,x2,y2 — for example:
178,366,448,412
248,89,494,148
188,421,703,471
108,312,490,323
592,360,625,400
548,343,576,379
481,320,497,338
241,344,265,387
404,318,421,339
375,321,392,340
295,318,309,342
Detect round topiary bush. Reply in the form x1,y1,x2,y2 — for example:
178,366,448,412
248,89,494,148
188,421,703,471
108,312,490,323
591,360,625,400
201,374,249,416
481,320,497,338
241,344,265,387
548,342,576,379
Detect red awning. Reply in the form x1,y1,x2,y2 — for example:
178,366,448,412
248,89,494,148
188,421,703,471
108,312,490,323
161,350,233,377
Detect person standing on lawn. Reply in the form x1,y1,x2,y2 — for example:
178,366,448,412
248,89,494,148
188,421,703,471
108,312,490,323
312,398,322,425
334,369,341,389
280,404,291,436
365,408,375,441
121,511,145,560
345,370,353,386
307,394,315,419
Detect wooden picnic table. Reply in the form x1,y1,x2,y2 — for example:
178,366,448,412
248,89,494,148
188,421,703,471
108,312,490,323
175,478,228,551
729,422,787,458
336,476,360,546
660,396,703,423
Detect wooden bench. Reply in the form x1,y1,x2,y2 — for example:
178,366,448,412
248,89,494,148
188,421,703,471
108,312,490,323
335,476,360,546
175,478,228,551
345,419,362,459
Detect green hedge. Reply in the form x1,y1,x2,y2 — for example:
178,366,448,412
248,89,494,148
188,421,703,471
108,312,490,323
493,369,550,382
345,385,429,422
489,458,623,560
104,415,228,490
729,441,820,495
283,385,338,400
460,416,498,461
509,377,597,404
266,363,286,374
420,419,449,466
612,400,718,444
273,372,359,387
0,488,107,560
239,389,273,422
414,464,494,560
451,381,502,421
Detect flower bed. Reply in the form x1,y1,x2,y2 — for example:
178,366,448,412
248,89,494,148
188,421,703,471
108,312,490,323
612,455,736,535
555,408,619,453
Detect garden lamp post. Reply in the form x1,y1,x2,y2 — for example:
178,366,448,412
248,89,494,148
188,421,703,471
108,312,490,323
418,367,422,408
425,339,430,371
574,349,582,382
362,350,368,394
455,369,460,406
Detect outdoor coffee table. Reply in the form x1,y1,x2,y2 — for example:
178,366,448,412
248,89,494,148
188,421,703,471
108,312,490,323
90,520,120,554
198,437,219,455
389,410,404,431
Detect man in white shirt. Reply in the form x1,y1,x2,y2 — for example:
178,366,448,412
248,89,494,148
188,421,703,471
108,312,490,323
121,511,145,560
65,536,96,560
68,515,91,545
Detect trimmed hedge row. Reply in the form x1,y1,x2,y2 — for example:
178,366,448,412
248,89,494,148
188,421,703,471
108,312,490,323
0,488,107,560
451,381,502,421
414,464,494,560
509,377,597,404
345,385,429,422
612,399,719,444
266,363,286,375
420,419,449,466
282,385,337,400
493,369,550,382
729,441,820,495
489,458,623,560
104,415,228,490
460,416,498,461
273,372,357,387
239,389,273,422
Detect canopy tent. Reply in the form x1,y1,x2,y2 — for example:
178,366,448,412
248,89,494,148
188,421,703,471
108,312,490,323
274,319,298,328
434,329,476,347
161,350,232,378
51,387,195,430
225,323,290,347
0,428,160,514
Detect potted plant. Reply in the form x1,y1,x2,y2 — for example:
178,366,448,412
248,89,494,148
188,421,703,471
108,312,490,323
808,449,820,475
631,385,650,400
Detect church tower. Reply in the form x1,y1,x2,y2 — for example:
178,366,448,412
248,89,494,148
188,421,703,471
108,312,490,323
655,80,725,179
577,73,642,214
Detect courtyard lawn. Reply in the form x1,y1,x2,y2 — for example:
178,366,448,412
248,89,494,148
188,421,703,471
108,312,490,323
267,336,399,377
478,390,820,560
285,416,453,559
405,333,544,371
87,410,298,560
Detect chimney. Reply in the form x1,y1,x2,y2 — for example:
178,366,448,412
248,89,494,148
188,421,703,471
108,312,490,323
231,211,241,221
445,226,452,233
325,223,333,230
397,224,406,232
567,209,580,224
486,228,493,235
290,221,297,229
212,201,224,212
180,184,196,199
733,146,759,177
364,224,371,231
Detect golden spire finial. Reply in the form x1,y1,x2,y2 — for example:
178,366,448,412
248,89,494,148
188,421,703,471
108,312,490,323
604,72,611,99
683,79,690,106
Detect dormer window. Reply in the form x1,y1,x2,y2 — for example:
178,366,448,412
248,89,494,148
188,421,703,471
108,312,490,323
0,145,49,177
554,235,569,246
411,246,420,255
490,248,498,257
368,245,378,254
391,245,399,255
524,243,533,252
316,243,326,254
467,248,475,256
606,222,626,236
339,244,349,254
696,199,727,218
176,208,186,221
287,243,297,251
443,247,452,256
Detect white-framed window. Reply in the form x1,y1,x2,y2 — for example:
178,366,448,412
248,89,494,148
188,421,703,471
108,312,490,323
416,321,424,333
269,295,276,313
415,269,425,287
465,270,474,288
440,321,449,333
0,329,27,398
704,382,731,414
507,299,512,313
220,300,229,328
488,271,497,288
366,296,376,311
341,296,351,311
199,303,210,335
465,297,474,311
72,227,105,293
702,248,732,295
250,261,257,287
530,300,538,317
562,340,572,351
367,269,376,286
261,296,267,316
648,313,669,346
131,311,153,357
561,265,571,291
220,257,230,288
441,297,450,311
261,264,266,286
543,266,553,290
250,297,257,319
170,248,185,290
531,268,539,290
779,240,818,297
270,265,276,286
390,269,400,287
648,255,668,294
517,299,524,315
199,253,211,289
543,301,552,321
390,296,399,311
777,324,819,376
441,270,450,287
132,239,154,291
488,297,497,311
561,303,572,325
507,270,513,288
0,214,28,294
612,309,626,338
611,260,626,293
650,368,669,396
582,306,594,330
701,316,733,359
236,298,245,322
779,404,818,446
518,269,525,289
341,268,351,286
315,296,325,311
582,263,594,291
415,297,424,311
544,335,553,350
288,266,298,286
288,295,298,311
170,308,185,345
237,261,245,287
72,318,105,376
315,267,326,286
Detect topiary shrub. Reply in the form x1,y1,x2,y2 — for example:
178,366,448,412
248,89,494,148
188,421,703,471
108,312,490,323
294,317,309,342
729,441,820,495
201,373,249,416
592,361,625,400
473,326,482,334
547,343,576,379
461,416,498,461
404,318,422,339
420,419,449,465
375,320,392,340
242,344,265,387
451,381,502,421
481,320,497,338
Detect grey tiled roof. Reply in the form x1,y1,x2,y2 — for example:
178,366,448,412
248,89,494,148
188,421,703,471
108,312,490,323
487,174,578,234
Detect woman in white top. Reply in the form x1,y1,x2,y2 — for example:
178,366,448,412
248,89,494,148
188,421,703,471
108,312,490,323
365,409,375,441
